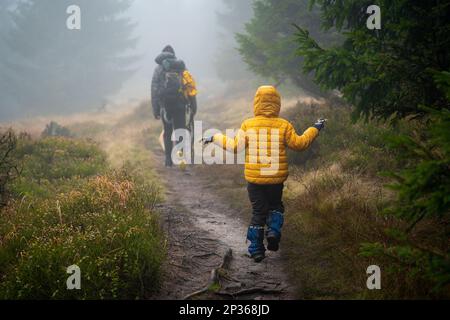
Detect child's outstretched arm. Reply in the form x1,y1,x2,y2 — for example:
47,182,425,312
285,119,325,151
211,122,247,154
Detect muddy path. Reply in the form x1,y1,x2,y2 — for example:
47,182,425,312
152,150,296,300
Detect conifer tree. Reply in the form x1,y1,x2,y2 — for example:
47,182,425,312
0,0,137,119
296,0,450,294
295,0,450,119
237,0,341,96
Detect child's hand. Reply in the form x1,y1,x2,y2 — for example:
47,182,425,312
201,136,214,145
313,119,327,131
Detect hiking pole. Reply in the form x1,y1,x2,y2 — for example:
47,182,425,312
186,105,195,161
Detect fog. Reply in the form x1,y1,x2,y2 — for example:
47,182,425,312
116,0,228,104
0,0,251,120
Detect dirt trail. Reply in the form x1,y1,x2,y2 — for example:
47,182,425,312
153,150,295,300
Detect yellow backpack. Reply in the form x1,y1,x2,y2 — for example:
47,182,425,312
182,70,197,98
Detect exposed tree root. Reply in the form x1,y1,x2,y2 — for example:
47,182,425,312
183,248,233,300
214,288,285,299
193,252,221,259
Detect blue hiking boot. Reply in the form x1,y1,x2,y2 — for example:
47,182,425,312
266,211,284,252
247,226,266,263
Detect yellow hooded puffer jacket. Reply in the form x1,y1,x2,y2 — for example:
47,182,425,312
213,86,319,185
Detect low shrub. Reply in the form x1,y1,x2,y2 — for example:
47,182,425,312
11,136,107,198
284,102,407,177
41,121,72,138
0,137,165,300
0,130,19,207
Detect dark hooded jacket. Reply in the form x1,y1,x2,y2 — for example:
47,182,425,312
151,52,187,117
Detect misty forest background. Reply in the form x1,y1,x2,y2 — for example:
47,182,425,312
0,0,449,299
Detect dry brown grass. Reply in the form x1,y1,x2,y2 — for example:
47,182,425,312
282,160,449,299
199,89,322,130
283,164,398,299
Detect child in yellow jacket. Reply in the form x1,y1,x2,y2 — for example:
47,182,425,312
204,86,325,262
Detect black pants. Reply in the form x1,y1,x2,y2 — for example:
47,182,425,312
247,183,285,227
162,99,186,164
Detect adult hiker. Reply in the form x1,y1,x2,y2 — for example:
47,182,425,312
203,86,326,263
151,45,198,167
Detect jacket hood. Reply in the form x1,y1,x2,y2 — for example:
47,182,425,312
253,86,281,117
162,45,175,55
155,52,176,65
